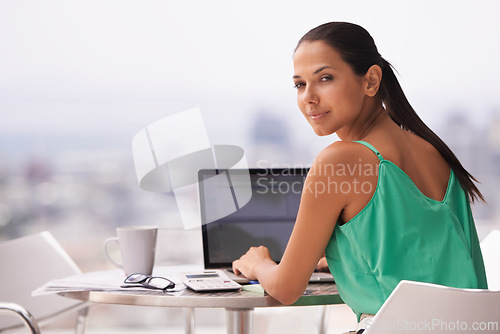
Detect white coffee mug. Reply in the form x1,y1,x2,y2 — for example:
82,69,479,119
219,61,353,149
104,226,158,276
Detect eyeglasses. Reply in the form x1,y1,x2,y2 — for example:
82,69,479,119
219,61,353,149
121,273,175,291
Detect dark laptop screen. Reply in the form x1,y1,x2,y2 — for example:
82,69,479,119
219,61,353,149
199,168,309,268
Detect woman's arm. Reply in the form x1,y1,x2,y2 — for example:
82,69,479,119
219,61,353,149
233,142,355,304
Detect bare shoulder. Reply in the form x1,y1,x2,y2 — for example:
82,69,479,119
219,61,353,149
313,140,379,167
305,141,380,221
308,140,380,193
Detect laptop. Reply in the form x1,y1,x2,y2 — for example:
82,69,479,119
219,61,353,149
198,168,334,284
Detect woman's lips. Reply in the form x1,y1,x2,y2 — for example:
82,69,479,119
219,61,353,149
309,111,330,121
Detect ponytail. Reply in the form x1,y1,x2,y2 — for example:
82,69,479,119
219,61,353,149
297,22,484,203
379,59,484,203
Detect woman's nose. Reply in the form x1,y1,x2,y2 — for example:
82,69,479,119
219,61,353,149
303,86,319,104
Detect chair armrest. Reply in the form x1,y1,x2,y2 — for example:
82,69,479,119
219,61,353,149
0,302,41,334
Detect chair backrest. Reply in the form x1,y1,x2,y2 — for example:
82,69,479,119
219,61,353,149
0,231,84,330
481,229,500,290
364,280,500,334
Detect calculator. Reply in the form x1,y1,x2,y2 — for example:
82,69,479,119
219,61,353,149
179,270,242,292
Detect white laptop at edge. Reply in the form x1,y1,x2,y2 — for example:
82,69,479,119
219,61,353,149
198,168,334,284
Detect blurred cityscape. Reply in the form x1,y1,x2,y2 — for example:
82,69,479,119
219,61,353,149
1,108,500,253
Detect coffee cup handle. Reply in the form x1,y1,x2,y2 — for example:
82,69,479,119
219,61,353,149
104,237,123,268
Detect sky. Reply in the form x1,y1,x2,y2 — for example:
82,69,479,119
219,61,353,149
1,0,500,159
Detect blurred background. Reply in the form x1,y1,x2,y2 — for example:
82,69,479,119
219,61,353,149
1,0,500,332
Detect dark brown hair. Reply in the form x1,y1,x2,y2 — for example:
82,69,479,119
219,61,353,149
296,22,484,203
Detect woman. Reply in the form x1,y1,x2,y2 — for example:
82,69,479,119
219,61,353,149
232,22,487,330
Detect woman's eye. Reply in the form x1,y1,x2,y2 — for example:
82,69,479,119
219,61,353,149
320,75,333,82
294,82,305,89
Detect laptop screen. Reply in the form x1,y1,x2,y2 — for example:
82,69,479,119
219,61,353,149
199,168,309,269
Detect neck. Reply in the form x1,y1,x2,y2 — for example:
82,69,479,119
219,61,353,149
337,103,388,141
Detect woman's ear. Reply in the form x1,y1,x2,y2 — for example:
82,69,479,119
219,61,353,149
364,65,382,97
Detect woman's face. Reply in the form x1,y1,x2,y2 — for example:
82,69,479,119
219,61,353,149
293,41,368,138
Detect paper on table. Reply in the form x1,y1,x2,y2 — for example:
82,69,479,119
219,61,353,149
241,284,265,294
32,266,196,296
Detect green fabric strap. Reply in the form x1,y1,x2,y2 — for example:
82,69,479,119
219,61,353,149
352,140,384,162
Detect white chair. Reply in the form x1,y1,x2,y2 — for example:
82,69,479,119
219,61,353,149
364,280,500,334
481,229,500,290
0,231,90,334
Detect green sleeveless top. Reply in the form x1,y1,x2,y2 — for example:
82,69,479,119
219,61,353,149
325,141,488,319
